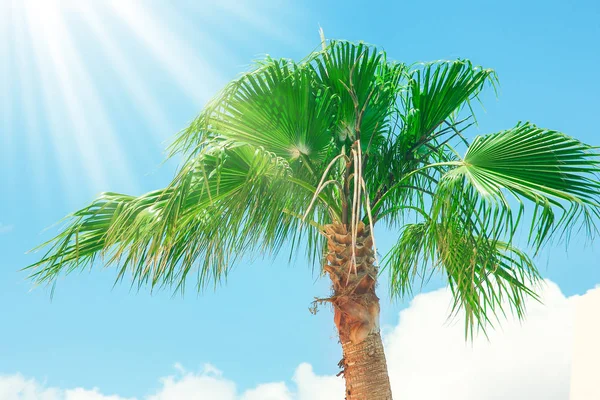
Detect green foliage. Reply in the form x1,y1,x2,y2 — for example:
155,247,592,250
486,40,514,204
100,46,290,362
28,39,600,337
456,123,600,250
310,40,405,146
386,217,540,338
30,143,319,293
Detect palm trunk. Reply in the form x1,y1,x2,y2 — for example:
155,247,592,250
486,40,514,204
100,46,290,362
324,222,393,400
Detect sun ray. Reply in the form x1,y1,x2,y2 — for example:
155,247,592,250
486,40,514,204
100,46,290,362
11,4,48,198
17,1,82,193
22,0,138,193
106,0,226,108
3,0,295,202
138,1,241,70
73,1,175,142
212,0,302,49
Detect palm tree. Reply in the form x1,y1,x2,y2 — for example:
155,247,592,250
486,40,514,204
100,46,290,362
28,40,600,399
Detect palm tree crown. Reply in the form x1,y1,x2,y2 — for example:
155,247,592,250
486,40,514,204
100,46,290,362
29,40,600,338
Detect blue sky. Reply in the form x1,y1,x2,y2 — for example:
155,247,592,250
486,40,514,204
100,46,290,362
1,0,599,398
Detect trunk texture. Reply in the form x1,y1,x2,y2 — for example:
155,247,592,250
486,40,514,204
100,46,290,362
324,222,393,400
341,331,392,399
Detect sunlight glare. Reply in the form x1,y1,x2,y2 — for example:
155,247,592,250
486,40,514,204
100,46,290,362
106,0,225,108
19,0,137,193
74,1,175,141
3,0,293,200
11,3,47,196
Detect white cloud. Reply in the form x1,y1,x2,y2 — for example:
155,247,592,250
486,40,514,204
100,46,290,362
64,389,132,400
0,373,131,400
147,364,236,400
240,382,292,400
292,363,343,400
384,280,576,399
1,280,595,400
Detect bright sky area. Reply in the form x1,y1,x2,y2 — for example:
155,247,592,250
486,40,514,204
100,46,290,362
0,0,599,399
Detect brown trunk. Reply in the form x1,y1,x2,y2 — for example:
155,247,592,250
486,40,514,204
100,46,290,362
324,222,393,400
341,331,392,399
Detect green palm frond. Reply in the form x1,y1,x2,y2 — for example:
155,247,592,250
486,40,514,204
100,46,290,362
385,216,541,338
364,60,495,226
28,143,325,292
439,123,600,251
399,60,496,152
169,58,338,168
384,123,600,337
211,61,338,167
310,40,405,148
